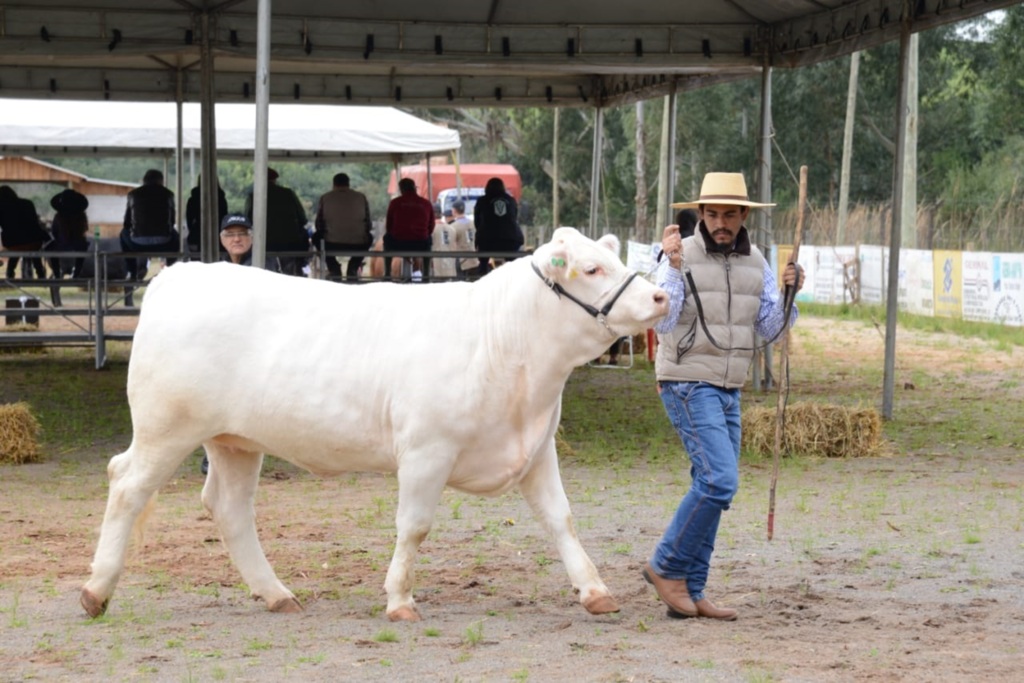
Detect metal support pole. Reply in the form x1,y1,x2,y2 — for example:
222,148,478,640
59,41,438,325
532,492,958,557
252,0,271,269
552,107,560,228
754,59,774,391
588,107,604,239
199,11,219,264
93,250,105,370
175,70,186,256
882,19,913,420
665,84,678,226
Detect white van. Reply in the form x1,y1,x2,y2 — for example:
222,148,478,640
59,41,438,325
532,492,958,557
437,187,486,218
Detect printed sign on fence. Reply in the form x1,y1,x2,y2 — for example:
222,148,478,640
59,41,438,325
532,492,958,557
961,252,994,323
992,253,1023,326
859,245,885,304
626,240,659,280
793,246,816,303
899,249,934,317
991,254,1024,327
932,250,962,319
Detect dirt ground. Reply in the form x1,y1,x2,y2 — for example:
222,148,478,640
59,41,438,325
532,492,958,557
1,318,1022,682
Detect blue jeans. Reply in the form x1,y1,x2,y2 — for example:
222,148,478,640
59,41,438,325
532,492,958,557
651,381,742,601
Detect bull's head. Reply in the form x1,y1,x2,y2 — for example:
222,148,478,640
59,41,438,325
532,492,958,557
531,227,668,336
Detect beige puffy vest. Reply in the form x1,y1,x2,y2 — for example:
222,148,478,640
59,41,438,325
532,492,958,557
655,229,767,389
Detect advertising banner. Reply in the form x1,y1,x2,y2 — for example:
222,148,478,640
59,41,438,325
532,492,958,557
961,252,994,323
859,245,885,304
794,246,816,304
626,240,659,280
991,253,1023,326
932,250,962,319
898,248,934,317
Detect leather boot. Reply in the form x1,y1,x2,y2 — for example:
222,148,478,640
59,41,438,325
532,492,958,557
695,598,738,621
642,562,697,617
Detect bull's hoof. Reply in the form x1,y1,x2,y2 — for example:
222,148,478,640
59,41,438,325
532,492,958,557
387,605,421,622
269,597,303,613
80,589,109,618
583,594,620,615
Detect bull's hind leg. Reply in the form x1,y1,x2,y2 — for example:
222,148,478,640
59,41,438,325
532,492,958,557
200,443,300,613
81,439,197,617
518,439,619,615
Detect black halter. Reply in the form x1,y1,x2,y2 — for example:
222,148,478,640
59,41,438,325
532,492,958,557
531,261,639,333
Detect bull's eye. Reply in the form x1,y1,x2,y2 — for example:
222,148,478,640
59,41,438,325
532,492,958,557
584,266,599,276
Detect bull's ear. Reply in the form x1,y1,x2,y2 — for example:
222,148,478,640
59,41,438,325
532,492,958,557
550,226,579,243
596,233,621,256
535,240,571,280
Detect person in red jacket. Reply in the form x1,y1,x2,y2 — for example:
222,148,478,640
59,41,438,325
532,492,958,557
384,178,434,280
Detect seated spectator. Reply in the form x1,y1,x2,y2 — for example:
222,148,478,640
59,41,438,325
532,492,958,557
120,169,180,281
185,176,229,256
219,214,255,266
46,188,91,306
430,203,458,279
474,177,523,277
313,173,373,281
245,168,309,277
0,185,49,280
384,178,434,281
448,200,478,279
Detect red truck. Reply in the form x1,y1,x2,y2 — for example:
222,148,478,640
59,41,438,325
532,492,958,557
388,163,522,216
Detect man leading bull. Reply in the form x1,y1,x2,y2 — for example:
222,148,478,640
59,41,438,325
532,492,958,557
643,172,805,621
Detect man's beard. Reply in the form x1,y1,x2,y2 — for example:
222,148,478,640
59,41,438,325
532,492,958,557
707,232,735,253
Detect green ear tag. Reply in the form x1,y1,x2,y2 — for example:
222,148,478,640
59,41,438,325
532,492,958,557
551,257,566,267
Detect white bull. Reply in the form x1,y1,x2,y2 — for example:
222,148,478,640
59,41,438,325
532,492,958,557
81,227,668,621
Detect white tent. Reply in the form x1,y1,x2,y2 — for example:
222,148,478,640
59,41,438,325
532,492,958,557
0,100,460,161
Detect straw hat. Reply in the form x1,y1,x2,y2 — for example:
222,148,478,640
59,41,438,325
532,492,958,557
671,172,775,209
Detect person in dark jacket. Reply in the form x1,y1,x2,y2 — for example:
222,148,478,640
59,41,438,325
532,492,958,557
46,188,91,305
0,185,49,279
185,176,229,255
474,177,523,276
119,169,179,281
244,168,309,277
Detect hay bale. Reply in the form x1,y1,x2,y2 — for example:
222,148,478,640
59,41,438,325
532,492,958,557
555,425,576,458
742,402,883,458
0,402,43,464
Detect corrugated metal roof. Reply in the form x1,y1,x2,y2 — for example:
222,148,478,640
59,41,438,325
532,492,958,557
0,1,1015,107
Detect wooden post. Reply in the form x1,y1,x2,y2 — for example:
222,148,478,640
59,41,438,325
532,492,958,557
768,164,806,541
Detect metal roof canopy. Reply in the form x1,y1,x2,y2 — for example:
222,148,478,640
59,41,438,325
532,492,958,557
0,1,1016,107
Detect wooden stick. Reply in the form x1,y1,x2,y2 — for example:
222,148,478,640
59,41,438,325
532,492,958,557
768,164,806,541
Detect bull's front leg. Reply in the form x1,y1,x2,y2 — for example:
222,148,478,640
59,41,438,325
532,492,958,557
517,439,619,615
384,457,450,621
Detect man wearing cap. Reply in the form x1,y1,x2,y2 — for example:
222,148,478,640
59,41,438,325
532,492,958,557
642,172,805,622
219,214,256,266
